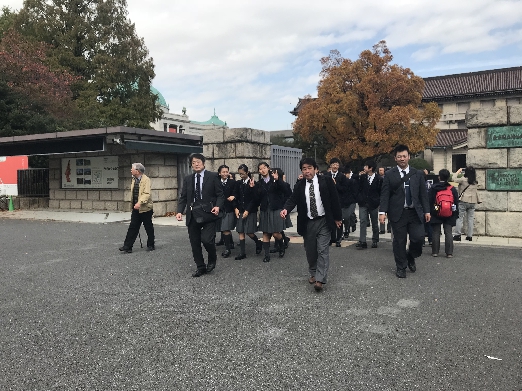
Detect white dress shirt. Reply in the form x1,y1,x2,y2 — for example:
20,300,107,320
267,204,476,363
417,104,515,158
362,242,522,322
305,175,326,219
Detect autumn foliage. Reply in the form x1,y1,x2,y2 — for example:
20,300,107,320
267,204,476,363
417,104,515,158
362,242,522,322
293,41,441,162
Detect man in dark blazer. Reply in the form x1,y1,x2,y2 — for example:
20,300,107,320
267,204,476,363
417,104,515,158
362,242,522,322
281,157,342,292
176,153,225,277
356,159,382,249
326,157,349,247
379,145,430,278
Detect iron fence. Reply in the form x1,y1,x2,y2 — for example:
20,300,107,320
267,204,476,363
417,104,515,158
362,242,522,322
17,168,49,197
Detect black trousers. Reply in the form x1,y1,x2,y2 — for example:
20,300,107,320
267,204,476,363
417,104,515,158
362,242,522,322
188,218,217,270
390,209,424,270
124,209,154,248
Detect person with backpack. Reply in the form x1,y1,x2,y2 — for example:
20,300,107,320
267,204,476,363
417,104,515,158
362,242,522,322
429,169,459,258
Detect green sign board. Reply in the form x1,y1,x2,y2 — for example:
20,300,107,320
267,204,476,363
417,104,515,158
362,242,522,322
487,126,522,148
486,169,522,191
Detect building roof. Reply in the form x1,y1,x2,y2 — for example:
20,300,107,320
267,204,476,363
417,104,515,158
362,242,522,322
190,109,227,126
290,97,313,116
432,129,468,148
150,85,169,109
422,66,522,101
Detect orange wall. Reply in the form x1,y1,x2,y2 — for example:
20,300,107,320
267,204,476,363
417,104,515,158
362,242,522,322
0,156,29,184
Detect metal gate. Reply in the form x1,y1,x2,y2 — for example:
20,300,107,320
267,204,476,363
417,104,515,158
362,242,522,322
271,145,302,189
17,169,49,197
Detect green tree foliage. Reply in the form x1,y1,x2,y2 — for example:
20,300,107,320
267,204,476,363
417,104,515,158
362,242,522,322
293,41,441,163
15,0,162,129
409,157,431,171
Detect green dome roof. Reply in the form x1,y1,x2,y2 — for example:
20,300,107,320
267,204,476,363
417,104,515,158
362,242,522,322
191,109,227,126
151,85,168,109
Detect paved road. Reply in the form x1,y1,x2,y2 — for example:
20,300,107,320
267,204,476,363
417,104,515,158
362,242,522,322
0,219,520,390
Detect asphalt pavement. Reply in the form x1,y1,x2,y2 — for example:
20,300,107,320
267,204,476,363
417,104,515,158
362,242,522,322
0,213,521,390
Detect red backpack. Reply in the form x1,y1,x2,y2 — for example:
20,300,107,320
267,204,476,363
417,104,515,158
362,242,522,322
435,185,454,218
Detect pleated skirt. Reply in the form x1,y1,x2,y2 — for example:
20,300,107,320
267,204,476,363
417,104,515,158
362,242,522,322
216,211,237,232
258,209,285,233
236,212,258,234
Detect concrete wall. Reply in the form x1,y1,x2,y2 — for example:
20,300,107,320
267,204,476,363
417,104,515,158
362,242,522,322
465,106,522,238
47,144,178,216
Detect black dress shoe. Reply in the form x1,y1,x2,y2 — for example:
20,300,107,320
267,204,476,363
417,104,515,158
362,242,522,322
269,247,278,253
356,241,367,249
119,246,132,253
396,268,406,278
379,230,385,234
235,254,247,260
284,237,290,248
146,245,155,251
466,236,472,241
453,235,461,241
206,263,216,272
255,241,263,255
343,232,349,239
407,252,416,272
221,250,231,258
262,255,270,263
278,247,285,258
335,241,342,247
215,239,225,246
371,241,378,248
351,225,357,232
192,268,207,277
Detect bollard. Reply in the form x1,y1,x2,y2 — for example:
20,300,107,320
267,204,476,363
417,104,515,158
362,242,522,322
8,196,14,211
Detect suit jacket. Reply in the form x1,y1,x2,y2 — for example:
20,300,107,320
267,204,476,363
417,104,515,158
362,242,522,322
284,175,342,236
357,173,382,210
177,170,225,226
130,174,153,213
379,166,429,224
219,178,237,213
326,171,351,208
254,175,286,211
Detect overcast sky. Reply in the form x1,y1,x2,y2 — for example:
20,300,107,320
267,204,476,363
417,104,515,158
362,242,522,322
3,0,522,130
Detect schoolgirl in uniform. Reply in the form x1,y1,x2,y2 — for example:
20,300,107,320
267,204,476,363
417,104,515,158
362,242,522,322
216,165,237,258
254,162,286,262
234,164,262,260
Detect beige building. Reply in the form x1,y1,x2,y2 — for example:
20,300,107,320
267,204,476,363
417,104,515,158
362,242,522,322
422,66,522,172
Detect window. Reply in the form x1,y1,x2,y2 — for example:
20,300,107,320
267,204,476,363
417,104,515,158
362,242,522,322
480,100,495,108
457,102,470,113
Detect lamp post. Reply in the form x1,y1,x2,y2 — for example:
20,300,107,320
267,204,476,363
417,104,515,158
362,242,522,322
313,141,318,161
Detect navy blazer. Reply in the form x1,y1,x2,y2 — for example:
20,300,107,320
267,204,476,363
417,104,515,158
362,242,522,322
177,170,225,226
219,178,237,213
357,174,382,210
284,175,342,236
234,179,258,214
254,175,286,211
326,171,352,208
379,167,429,224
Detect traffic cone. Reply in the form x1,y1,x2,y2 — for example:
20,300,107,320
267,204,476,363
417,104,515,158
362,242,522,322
8,196,14,211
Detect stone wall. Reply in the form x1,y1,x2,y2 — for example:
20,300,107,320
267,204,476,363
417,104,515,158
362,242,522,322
202,128,272,174
48,144,178,216
465,106,522,237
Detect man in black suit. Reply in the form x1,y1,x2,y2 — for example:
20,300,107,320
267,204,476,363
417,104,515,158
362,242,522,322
326,158,349,247
176,153,225,277
379,145,430,278
280,158,342,292
356,159,382,249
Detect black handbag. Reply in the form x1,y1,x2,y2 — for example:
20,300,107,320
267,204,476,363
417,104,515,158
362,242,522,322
191,202,223,224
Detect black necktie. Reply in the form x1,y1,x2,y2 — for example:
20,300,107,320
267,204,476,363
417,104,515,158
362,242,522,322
195,173,201,201
402,170,412,206
307,179,318,218
368,175,371,185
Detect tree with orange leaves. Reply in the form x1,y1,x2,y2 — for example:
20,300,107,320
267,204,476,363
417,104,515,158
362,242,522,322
293,41,441,162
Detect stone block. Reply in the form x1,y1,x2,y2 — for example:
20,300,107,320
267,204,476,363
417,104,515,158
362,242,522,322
164,155,177,166
144,154,165,166
76,190,88,200
119,155,132,167
123,191,131,202
65,191,77,200
151,177,165,189
250,128,266,144
151,190,160,201
213,143,236,159
59,200,71,209
467,128,487,149
508,192,522,212
70,200,82,209
472,211,486,236
88,191,100,200
224,128,251,142
466,107,508,127
203,128,224,144
49,158,60,169
166,201,177,212
508,105,522,125
153,202,167,217
157,189,176,202
205,159,225,172
235,142,268,158
105,201,119,211
55,190,66,200
111,190,125,202
467,148,507,168
49,200,60,209
475,191,507,211
38,198,49,208
508,148,522,168
92,201,105,210
118,201,129,212
147,166,159,178
474,169,486,190
99,190,112,201
82,200,93,209
130,154,145,164
203,144,214,159
485,211,522,237
48,179,60,191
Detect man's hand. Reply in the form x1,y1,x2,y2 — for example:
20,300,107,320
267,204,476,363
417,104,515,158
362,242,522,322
133,202,141,210
211,206,220,215
425,213,431,223
175,213,183,221
280,209,288,219
379,214,386,224
227,196,235,202
335,220,342,228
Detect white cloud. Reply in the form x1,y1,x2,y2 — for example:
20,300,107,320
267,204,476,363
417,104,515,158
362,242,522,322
2,0,522,129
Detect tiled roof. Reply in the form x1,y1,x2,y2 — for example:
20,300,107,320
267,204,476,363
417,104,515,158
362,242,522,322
433,129,468,147
423,66,522,101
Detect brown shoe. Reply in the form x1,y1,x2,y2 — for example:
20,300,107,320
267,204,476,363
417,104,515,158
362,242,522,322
308,276,316,284
314,281,323,291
